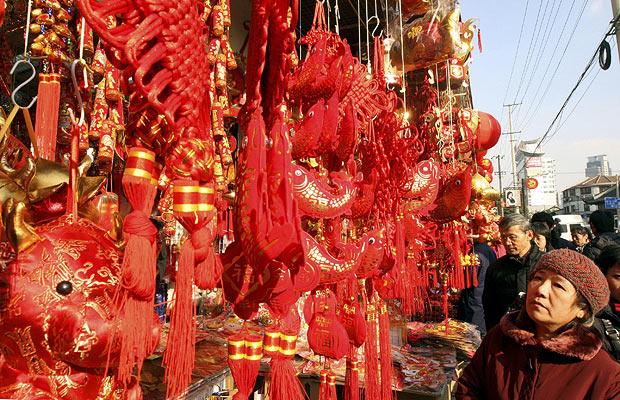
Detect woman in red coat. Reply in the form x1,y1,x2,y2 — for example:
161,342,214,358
457,249,620,399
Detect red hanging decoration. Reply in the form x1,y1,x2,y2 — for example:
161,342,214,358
164,180,216,398
344,347,360,400
266,328,305,400
307,291,350,360
228,333,263,400
364,302,380,400
378,301,393,400
117,146,160,385
34,73,61,160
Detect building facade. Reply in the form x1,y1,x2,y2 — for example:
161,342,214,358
585,155,611,178
561,175,620,216
515,138,558,214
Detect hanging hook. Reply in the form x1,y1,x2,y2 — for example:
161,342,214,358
368,15,382,37
10,59,37,109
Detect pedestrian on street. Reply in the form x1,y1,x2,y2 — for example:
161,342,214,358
593,244,620,361
530,211,576,250
583,210,620,261
531,221,552,252
482,214,543,331
457,250,620,399
571,225,592,253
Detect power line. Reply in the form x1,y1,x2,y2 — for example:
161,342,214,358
514,13,620,179
518,0,588,131
514,0,563,121
546,38,616,139
516,0,579,128
500,0,530,124
511,0,545,102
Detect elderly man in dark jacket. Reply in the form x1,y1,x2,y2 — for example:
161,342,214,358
482,214,543,331
583,210,620,261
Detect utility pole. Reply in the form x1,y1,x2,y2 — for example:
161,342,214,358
616,175,620,230
612,0,620,63
502,103,522,212
493,155,505,216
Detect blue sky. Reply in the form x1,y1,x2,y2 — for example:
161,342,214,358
464,0,620,192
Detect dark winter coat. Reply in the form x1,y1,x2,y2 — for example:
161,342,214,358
583,232,620,261
458,243,497,335
456,311,620,400
482,244,543,331
594,305,620,361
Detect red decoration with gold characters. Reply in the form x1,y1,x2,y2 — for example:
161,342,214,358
0,210,158,399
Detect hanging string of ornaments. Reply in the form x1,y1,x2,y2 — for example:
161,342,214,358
0,0,502,398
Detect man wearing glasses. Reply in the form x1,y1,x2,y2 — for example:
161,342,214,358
482,214,543,331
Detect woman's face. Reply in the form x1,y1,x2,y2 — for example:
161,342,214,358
534,234,547,252
572,232,589,247
526,269,586,334
606,263,620,304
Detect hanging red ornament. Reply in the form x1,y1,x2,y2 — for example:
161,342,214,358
474,111,501,151
364,302,380,400
34,73,61,161
117,146,160,385
164,180,216,398
228,333,263,400
378,300,393,400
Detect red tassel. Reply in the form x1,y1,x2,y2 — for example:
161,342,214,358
319,370,329,400
268,329,305,400
394,214,414,314
364,304,380,400
228,334,262,400
269,357,305,400
344,347,360,400
478,28,483,54
164,241,196,398
117,148,159,386
441,274,449,333
328,371,337,400
192,224,223,289
166,180,216,396
34,73,61,160
378,302,393,400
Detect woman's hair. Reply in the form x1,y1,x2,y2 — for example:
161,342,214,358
595,244,620,275
574,291,595,327
531,222,551,239
570,226,592,240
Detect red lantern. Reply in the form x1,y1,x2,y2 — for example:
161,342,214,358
478,157,493,173
475,112,501,151
526,177,539,189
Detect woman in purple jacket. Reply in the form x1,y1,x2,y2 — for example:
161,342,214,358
457,249,620,399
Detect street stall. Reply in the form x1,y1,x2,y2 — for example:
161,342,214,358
0,0,500,399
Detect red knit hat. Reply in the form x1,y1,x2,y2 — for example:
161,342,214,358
531,249,610,315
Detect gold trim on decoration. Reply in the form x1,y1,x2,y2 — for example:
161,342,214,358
128,149,156,161
173,204,215,212
124,168,153,180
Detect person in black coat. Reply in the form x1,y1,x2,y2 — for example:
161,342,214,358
594,244,620,361
482,213,544,331
530,211,576,250
458,241,497,335
583,210,620,261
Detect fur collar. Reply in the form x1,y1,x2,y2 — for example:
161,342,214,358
499,311,602,361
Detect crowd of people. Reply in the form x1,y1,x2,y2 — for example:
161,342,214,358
456,210,620,399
